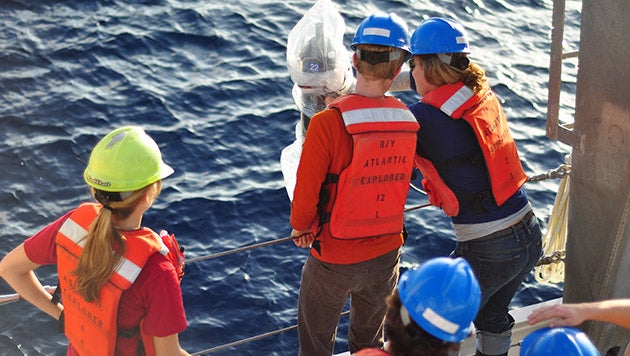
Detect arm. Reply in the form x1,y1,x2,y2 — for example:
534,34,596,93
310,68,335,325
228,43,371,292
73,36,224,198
290,110,336,247
527,299,630,328
0,243,63,320
153,334,190,356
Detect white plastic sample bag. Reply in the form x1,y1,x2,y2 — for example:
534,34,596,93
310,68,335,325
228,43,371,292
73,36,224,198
282,0,354,201
286,0,352,101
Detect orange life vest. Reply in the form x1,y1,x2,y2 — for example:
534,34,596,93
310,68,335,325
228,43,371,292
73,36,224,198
325,94,418,239
416,82,527,215
56,203,171,356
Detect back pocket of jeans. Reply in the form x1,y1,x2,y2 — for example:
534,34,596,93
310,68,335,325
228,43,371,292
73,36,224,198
472,254,521,286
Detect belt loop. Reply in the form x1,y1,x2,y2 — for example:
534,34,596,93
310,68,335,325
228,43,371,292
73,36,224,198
523,211,533,235
510,225,519,242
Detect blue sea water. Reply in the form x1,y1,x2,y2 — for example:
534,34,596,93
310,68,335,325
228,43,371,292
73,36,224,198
0,0,581,355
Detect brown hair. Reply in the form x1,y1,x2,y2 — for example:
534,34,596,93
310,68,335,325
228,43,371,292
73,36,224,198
73,181,161,302
355,44,406,80
384,290,461,356
416,53,487,93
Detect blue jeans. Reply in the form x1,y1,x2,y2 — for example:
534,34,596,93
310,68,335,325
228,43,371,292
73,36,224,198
452,211,542,355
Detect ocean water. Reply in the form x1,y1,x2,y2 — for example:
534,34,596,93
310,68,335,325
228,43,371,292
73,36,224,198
0,0,581,355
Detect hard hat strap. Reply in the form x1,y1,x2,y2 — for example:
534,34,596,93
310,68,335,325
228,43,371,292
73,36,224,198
357,49,401,65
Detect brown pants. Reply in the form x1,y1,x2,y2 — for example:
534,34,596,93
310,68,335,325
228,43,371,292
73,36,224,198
297,249,401,356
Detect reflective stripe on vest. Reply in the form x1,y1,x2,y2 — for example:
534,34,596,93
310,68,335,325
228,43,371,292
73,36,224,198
342,107,418,131
57,209,165,287
437,84,474,117
333,94,418,133
56,202,163,356
420,83,527,206
327,95,418,239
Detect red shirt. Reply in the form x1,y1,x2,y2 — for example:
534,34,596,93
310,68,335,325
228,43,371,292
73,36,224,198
290,108,404,264
24,210,188,355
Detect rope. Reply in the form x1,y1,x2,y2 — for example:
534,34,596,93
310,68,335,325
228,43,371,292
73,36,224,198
1,163,578,356
534,169,570,283
186,203,430,353
188,163,575,353
404,203,432,212
409,182,426,195
185,203,432,263
186,237,295,263
0,285,57,306
0,204,434,306
191,311,350,355
412,163,570,190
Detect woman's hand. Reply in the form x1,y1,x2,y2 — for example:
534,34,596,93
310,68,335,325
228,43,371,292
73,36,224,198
0,243,62,319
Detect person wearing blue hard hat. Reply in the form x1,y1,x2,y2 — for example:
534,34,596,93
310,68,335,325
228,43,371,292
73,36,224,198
354,257,482,355
351,12,411,53
527,299,630,355
290,11,418,356
405,17,543,356
520,327,600,356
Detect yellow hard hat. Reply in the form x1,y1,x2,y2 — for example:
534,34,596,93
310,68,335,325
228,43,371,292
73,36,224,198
84,126,174,192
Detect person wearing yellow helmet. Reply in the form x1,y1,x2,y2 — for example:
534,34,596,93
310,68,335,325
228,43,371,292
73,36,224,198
0,126,190,356
83,125,175,193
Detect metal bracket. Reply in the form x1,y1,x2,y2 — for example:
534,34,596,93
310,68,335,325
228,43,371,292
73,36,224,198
546,0,585,152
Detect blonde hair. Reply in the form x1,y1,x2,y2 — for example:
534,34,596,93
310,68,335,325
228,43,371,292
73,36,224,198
74,181,161,302
416,53,487,93
355,44,406,80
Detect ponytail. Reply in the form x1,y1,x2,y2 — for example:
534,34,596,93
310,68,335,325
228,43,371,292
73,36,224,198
73,182,161,302
417,53,487,94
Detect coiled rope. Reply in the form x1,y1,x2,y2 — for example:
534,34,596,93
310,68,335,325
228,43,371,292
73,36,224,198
411,163,572,284
532,164,571,283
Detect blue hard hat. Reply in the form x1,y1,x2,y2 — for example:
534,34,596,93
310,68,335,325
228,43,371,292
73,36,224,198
520,327,600,356
351,12,410,53
397,257,481,342
410,17,470,55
